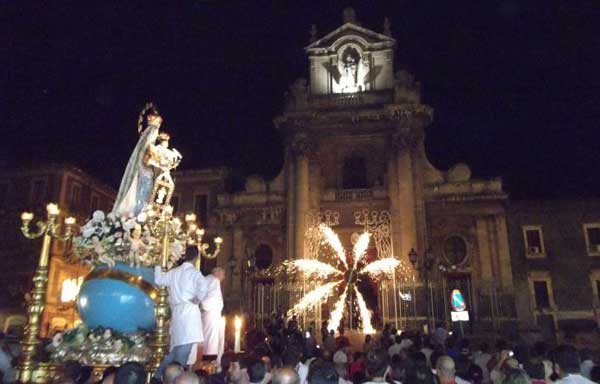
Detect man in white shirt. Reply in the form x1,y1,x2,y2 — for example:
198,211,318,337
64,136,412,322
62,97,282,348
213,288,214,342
201,267,226,358
154,246,206,378
554,345,595,384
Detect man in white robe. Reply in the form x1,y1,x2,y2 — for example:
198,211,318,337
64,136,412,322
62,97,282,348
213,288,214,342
154,246,206,378
200,267,225,357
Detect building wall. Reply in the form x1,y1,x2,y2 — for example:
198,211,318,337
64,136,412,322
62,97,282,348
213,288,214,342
507,199,600,340
0,164,115,336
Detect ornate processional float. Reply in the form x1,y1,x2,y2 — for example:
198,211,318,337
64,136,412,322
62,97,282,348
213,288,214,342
16,104,222,382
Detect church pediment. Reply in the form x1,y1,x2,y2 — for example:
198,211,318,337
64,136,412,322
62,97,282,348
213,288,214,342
306,23,395,54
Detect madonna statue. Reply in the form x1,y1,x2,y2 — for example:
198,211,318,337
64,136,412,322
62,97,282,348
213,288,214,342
111,104,162,218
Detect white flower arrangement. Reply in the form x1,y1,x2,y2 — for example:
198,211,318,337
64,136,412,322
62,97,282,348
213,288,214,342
74,210,186,268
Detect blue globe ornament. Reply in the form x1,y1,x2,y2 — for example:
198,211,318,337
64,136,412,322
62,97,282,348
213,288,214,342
77,263,157,334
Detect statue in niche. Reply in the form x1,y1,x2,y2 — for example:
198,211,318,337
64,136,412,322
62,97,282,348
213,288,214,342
339,46,361,93
286,78,308,110
393,70,421,104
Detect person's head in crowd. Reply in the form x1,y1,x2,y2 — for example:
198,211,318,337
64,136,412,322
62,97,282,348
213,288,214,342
458,338,470,356
321,349,333,362
332,349,348,379
114,362,146,384
553,345,581,378
455,354,471,380
352,351,364,364
406,354,435,384
272,367,300,384
175,372,200,384
351,371,366,384
338,327,345,336
394,335,402,345
261,355,273,372
164,362,185,384
194,370,209,384
101,366,117,384
530,342,547,359
579,348,593,363
183,245,199,263
412,352,427,368
310,362,339,384
478,342,489,354
212,267,226,282
282,347,302,368
468,364,484,384
435,356,456,384
495,339,509,353
229,355,250,384
501,368,531,384
590,366,600,384
366,349,388,379
248,359,267,384
364,334,372,344
525,362,546,382
387,362,406,384
221,351,236,373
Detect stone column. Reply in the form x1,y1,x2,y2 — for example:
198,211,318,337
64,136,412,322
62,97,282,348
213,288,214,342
396,144,418,260
286,156,296,260
387,153,402,259
292,134,310,260
294,154,309,260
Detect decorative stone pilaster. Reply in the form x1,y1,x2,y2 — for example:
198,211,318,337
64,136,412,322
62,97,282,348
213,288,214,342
290,133,312,260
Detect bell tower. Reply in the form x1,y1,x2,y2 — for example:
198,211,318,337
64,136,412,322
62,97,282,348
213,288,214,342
275,8,433,263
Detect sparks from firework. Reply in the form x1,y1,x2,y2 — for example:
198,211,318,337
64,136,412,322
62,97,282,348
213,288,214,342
286,224,410,334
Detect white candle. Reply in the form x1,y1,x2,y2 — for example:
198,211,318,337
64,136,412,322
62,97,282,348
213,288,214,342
233,316,242,353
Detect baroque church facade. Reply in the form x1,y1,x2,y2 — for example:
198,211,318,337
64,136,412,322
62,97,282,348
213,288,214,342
174,10,516,335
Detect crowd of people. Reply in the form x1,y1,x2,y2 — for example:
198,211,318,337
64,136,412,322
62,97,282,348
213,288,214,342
28,316,599,384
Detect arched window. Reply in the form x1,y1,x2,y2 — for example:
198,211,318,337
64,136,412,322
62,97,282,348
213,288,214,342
342,154,367,189
254,244,274,270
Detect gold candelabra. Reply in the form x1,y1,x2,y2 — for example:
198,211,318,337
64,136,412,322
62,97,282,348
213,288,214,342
145,206,203,374
18,203,76,383
190,218,223,271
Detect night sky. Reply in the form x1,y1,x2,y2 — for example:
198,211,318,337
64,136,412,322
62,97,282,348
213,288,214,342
2,1,599,199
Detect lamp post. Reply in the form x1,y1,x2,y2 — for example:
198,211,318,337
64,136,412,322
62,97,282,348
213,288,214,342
18,203,76,383
408,247,436,331
146,206,201,374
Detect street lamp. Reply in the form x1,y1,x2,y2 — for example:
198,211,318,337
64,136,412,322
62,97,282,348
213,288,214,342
408,247,436,330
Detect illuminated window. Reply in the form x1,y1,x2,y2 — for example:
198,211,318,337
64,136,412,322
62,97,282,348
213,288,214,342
583,223,600,256
342,155,367,189
60,277,83,303
522,225,545,257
